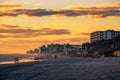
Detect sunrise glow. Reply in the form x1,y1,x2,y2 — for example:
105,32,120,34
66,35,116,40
0,0,120,54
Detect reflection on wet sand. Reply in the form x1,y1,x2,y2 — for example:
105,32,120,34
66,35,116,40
0,57,47,64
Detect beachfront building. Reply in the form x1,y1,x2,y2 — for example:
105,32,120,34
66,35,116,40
40,44,82,54
27,48,39,54
47,44,63,53
49,44,59,53
90,30,120,42
34,48,39,54
40,45,47,53
64,44,82,52
81,30,120,57
82,35,120,57
40,44,64,53
27,50,34,54
71,45,82,51
63,43,71,53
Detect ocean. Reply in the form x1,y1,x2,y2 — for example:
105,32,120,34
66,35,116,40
0,54,40,64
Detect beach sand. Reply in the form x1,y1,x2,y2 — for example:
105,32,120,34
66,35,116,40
0,55,120,80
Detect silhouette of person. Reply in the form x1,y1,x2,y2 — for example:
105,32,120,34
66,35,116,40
14,57,19,64
55,55,57,59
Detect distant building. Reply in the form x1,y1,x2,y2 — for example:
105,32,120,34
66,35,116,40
40,43,82,54
91,30,120,42
63,44,82,52
48,44,64,53
63,43,71,53
71,45,82,51
29,50,34,54
40,45,47,53
34,48,39,54
47,44,56,53
27,48,39,54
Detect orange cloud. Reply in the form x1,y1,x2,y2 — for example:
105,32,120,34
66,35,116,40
0,2,23,16
0,2,120,18
0,24,71,38
0,2,22,8
1,24,20,29
79,32,91,36
0,35,7,38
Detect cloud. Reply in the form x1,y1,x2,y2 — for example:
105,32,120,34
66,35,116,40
0,2,120,18
1,24,20,29
0,2,22,16
79,32,91,36
39,28,71,35
0,35,7,38
0,2,22,8
0,25,71,38
0,28,71,35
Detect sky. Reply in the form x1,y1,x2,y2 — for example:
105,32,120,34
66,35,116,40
0,0,120,54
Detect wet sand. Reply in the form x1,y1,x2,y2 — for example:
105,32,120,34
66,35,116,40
0,55,120,80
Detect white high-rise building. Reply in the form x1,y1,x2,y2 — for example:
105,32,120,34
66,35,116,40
90,30,120,42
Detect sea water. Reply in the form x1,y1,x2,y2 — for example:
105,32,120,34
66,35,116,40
0,54,42,64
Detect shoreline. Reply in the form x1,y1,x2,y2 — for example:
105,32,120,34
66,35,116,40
0,53,62,65
0,54,49,64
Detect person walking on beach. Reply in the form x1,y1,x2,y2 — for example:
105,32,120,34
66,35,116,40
55,55,57,59
14,57,19,64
